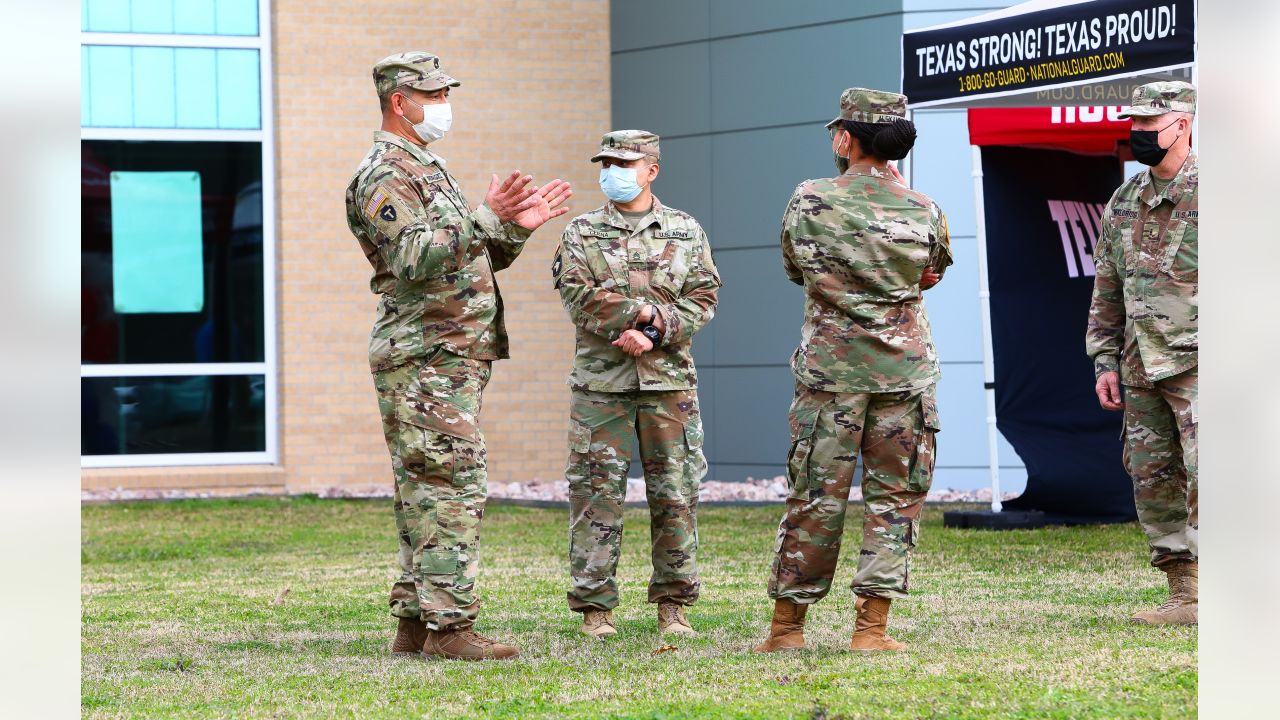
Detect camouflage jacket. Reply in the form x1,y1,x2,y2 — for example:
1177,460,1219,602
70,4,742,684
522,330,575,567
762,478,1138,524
1086,153,1197,388
782,164,953,394
552,197,721,392
345,131,531,373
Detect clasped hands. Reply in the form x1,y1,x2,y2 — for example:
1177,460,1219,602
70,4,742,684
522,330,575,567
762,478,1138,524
612,305,665,357
484,171,574,230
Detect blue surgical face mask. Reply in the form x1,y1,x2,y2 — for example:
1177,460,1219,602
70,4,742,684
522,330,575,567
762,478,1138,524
599,165,643,203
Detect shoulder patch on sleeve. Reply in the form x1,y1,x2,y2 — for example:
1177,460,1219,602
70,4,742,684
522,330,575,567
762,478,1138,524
364,188,391,219
363,182,414,243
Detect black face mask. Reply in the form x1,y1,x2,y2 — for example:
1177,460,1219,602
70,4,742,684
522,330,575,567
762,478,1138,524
1129,117,1181,166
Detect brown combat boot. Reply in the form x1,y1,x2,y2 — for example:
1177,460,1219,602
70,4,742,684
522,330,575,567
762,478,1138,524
421,627,520,661
391,617,429,655
581,609,617,638
1132,560,1198,626
849,595,907,651
657,602,696,635
752,599,808,653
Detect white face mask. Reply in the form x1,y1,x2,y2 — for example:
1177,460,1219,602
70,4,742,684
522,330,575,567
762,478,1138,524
403,97,452,144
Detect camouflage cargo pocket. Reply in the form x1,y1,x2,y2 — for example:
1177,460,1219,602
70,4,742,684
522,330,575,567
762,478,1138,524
566,419,593,498
681,414,708,499
421,547,460,576
906,387,941,493
786,397,822,500
419,498,465,577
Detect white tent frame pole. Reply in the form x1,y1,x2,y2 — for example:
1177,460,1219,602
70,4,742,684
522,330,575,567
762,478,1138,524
971,144,1003,513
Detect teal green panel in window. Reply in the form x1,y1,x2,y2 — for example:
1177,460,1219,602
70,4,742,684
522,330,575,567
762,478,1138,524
86,0,130,32
216,0,258,35
110,171,205,314
86,45,133,127
216,49,260,129
175,0,216,34
81,46,92,126
81,0,89,31
130,0,175,33
174,48,218,128
132,47,177,127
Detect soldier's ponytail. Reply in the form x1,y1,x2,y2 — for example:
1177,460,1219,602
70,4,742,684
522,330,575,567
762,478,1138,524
842,119,917,161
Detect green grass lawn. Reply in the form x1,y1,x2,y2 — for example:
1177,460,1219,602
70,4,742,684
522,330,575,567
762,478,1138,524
81,497,1196,719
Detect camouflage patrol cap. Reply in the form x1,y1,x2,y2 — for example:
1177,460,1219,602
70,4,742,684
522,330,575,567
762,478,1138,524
590,130,661,162
372,51,461,96
1118,81,1196,118
825,87,908,129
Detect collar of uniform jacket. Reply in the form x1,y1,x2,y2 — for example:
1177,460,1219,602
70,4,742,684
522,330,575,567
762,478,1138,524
842,163,903,185
603,195,668,233
1136,150,1197,209
372,130,447,169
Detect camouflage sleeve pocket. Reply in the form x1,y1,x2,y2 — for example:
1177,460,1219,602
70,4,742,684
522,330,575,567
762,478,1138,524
363,184,416,245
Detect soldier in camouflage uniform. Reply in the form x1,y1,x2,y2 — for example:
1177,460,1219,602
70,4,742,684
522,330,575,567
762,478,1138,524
345,51,572,660
551,131,721,638
753,89,952,654
1087,81,1198,626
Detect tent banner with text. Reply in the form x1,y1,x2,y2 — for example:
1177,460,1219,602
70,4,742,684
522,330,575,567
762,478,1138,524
980,145,1135,521
903,0,1195,108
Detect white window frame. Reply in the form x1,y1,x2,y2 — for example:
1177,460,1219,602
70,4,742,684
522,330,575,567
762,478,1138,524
80,2,278,468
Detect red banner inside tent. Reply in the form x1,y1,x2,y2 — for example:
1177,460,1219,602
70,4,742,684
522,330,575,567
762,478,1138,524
968,107,1131,155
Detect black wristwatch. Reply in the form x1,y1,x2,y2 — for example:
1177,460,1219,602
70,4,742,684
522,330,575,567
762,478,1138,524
640,324,662,346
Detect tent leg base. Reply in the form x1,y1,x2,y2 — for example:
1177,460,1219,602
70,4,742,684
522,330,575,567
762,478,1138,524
943,510,1046,530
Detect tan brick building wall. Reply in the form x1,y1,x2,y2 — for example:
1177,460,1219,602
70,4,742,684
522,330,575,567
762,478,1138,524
83,0,610,493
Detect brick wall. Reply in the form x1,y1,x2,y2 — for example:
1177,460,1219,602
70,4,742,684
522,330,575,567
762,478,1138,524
83,0,610,493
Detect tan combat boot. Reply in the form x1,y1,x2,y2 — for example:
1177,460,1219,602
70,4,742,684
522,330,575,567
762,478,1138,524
752,599,809,653
421,628,520,661
581,609,617,638
849,595,908,651
657,602,696,635
1132,560,1198,626
391,617,429,655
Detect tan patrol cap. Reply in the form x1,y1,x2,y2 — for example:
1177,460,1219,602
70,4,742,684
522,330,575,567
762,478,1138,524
372,51,461,96
1118,81,1196,119
590,130,661,162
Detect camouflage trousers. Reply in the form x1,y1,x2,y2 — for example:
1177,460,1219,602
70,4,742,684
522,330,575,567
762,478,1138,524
1123,367,1198,567
565,388,706,612
373,349,491,630
768,382,940,602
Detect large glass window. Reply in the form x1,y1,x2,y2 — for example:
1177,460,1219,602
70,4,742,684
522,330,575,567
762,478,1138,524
81,2,274,467
82,141,264,365
81,46,261,129
82,375,266,455
82,0,260,36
